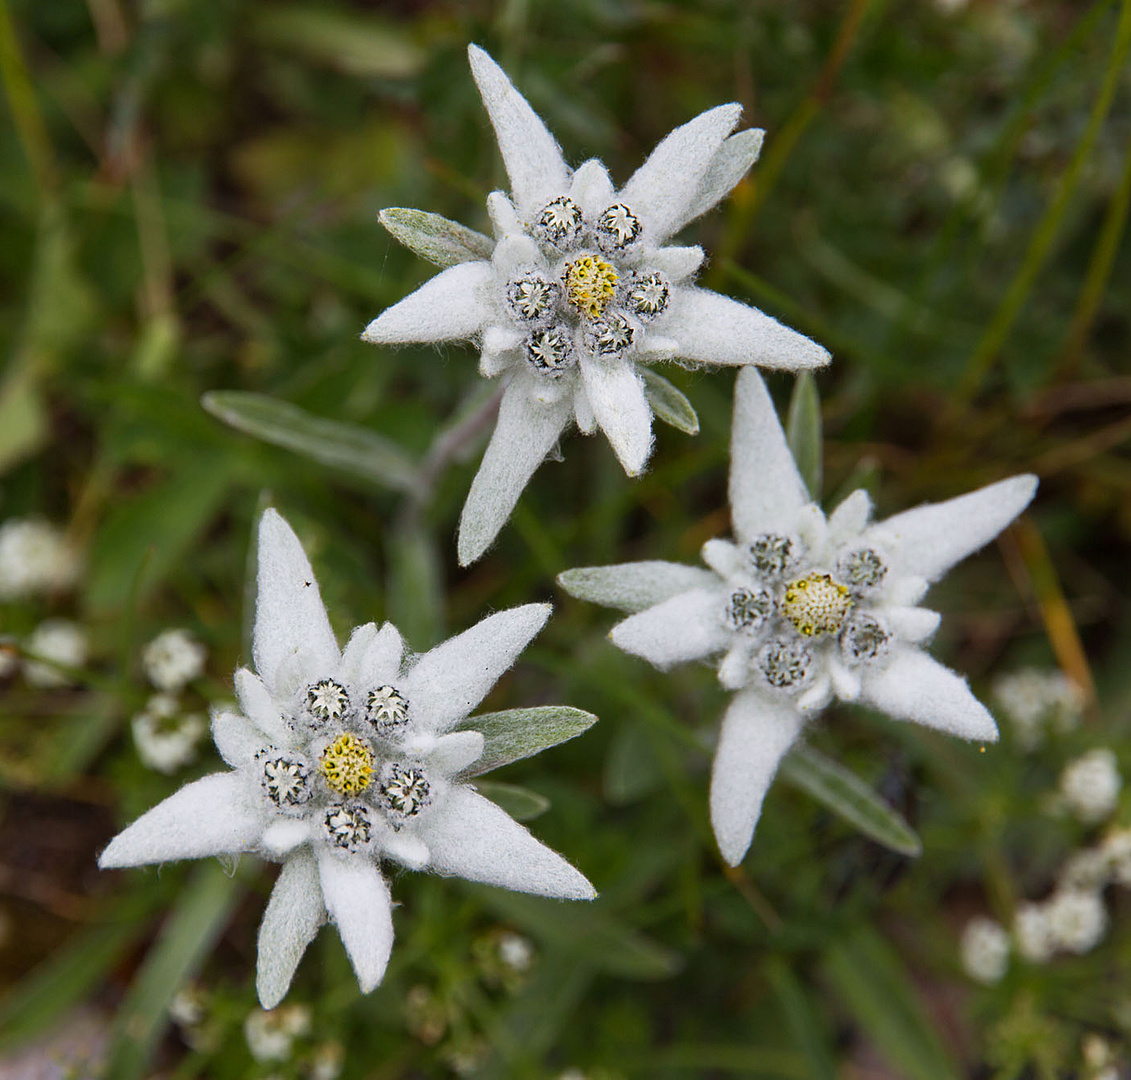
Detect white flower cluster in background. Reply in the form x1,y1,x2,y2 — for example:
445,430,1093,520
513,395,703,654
562,368,1036,865
100,511,595,1006
0,517,80,600
959,916,1011,984
143,628,207,692
364,46,830,565
130,629,210,773
132,693,207,774
244,1003,311,1062
24,619,88,688
993,668,1083,751
1058,748,1122,825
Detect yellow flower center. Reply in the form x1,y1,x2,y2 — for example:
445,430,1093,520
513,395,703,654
782,573,852,637
319,733,375,796
564,256,618,320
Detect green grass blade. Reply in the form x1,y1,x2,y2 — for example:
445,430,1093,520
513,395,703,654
779,744,921,856
786,371,822,500
202,390,418,491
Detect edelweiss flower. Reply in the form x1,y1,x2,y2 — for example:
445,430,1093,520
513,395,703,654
100,510,595,1006
364,46,830,565
560,368,1037,864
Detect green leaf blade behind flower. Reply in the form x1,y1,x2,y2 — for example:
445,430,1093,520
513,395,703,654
456,706,598,777
779,744,922,857
202,390,418,491
475,781,550,821
786,370,822,500
640,368,700,435
379,208,495,269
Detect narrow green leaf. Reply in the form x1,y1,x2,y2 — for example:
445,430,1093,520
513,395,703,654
0,357,48,476
0,915,146,1051
604,722,664,805
386,518,444,649
103,863,245,1080
640,367,699,435
380,208,495,269
779,744,921,857
252,5,424,78
475,780,550,821
557,562,712,615
202,390,417,491
764,957,838,1080
455,706,598,777
823,928,960,1080
786,370,822,500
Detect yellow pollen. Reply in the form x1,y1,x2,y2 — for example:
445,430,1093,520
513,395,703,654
319,733,375,796
564,256,618,319
782,573,852,637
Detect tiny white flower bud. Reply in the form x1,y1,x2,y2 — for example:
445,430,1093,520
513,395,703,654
1060,749,1122,825
960,916,1010,984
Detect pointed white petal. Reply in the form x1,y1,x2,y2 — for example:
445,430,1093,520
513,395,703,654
861,648,999,741
574,383,597,434
648,245,704,282
609,588,730,668
234,667,290,746
829,659,862,702
887,575,929,606
718,641,754,690
468,45,570,217
403,604,551,732
795,504,829,552
701,538,742,577
569,159,616,219
634,334,676,362
578,353,654,476
557,560,717,614
487,190,522,235
422,786,595,899
428,730,485,775
253,511,340,697
492,233,540,273
346,621,405,687
362,262,492,345
728,368,810,541
796,673,833,713
256,849,325,1009
620,104,741,244
261,820,312,858
710,690,804,865
316,850,394,993
457,379,571,565
885,606,941,643
658,287,830,370
339,623,378,685
869,475,1038,583
678,128,765,227
828,489,873,543
99,773,262,868
381,829,429,870
212,710,267,768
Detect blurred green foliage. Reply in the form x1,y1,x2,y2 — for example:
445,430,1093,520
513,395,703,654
0,0,1130,1077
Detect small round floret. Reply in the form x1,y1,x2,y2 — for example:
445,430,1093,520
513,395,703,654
563,255,618,320
782,573,852,637
1059,748,1121,825
380,762,432,820
747,534,798,578
306,679,349,723
960,916,1010,984
837,548,887,593
324,804,372,852
524,328,574,377
840,614,891,665
583,313,635,358
534,196,583,248
758,638,814,690
366,685,409,735
594,203,641,252
261,754,313,807
626,272,671,319
506,272,559,324
319,733,375,796
726,587,772,634
143,628,207,692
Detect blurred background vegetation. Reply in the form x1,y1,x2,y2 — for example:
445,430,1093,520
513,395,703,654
0,0,1130,1076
